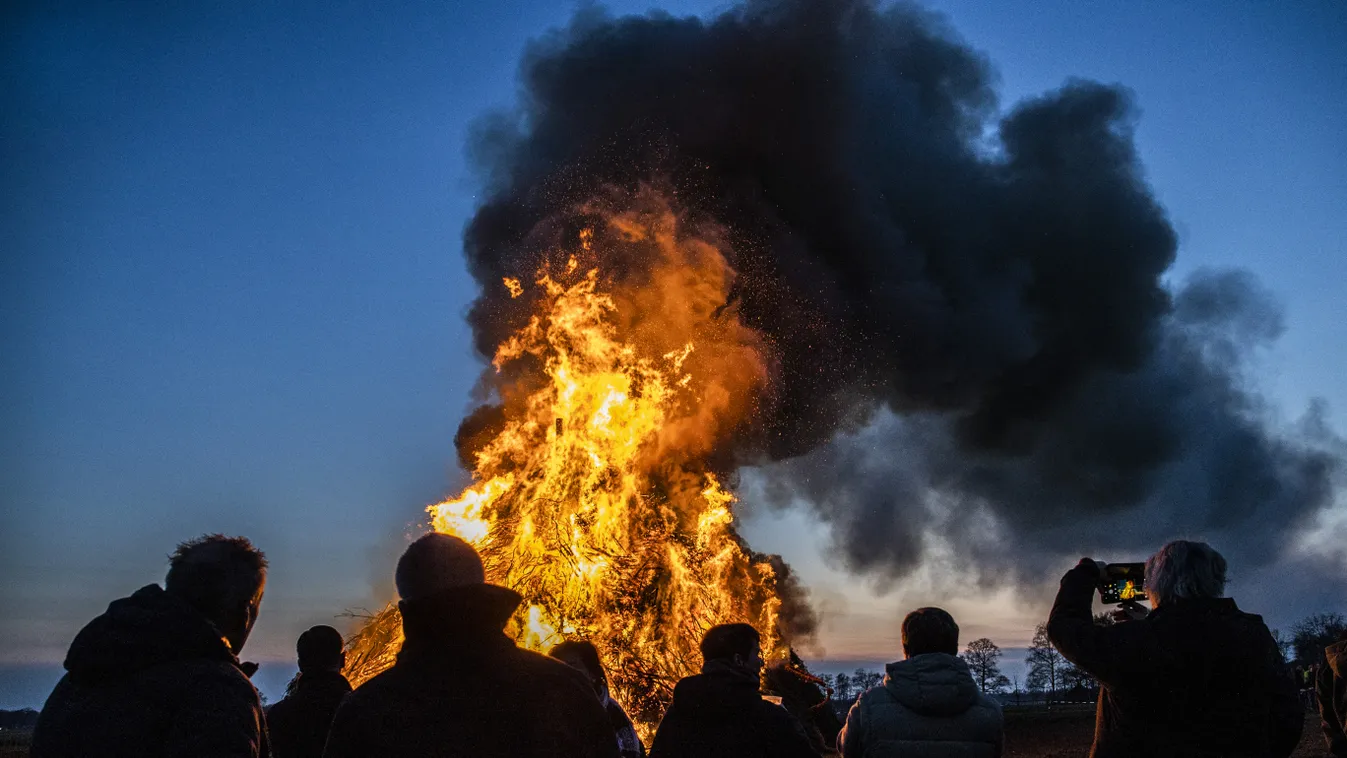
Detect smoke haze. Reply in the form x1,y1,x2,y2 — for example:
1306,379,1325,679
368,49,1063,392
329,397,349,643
458,0,1341,583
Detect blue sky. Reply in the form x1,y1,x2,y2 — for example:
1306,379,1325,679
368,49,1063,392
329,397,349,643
3,0,1345,707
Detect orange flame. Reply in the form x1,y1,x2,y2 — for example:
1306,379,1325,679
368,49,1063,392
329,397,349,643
344,191,791,728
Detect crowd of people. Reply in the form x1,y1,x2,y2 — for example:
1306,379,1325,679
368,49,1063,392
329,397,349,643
25,534,1347,757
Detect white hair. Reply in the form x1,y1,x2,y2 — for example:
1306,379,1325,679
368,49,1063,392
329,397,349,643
1144,540,1227,607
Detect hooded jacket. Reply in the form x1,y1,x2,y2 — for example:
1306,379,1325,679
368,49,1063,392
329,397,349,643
648,661,820,758
31,584,269,758
1320,636,1347,757
1047,561,1302,758
267,670,352,758
322,584,618,758
837,653,1003,758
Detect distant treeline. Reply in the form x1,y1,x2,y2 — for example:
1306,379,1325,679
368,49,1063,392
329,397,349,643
0,708,39,730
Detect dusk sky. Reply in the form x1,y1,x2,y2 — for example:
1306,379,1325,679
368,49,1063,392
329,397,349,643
3,0,1345,707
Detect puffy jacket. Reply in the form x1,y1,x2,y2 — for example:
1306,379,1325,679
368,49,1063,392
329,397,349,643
31,584,269,758
838,653,1003,758
1047,561,1302,758
323,584,618,758
648,662,820,758
1320,637,1347,757
267,670,352,758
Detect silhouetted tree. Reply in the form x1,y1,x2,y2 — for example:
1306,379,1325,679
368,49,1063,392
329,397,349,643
0,708,40,729
960,637,1005,694
1061,663,1095,692
1291,613,1345,666
834,672,854,703
852,668,883,693
1027,623,1067,703
1270,628,1292,663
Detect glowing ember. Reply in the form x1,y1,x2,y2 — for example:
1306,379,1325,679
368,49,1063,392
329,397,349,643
344,199,795,728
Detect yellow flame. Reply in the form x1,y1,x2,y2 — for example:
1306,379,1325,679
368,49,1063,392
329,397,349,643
428,477,512,546
345,197,788,731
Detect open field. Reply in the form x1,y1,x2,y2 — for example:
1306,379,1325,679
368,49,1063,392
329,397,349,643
0,729,31,758
0,712,1331,757
1002,708,1327,757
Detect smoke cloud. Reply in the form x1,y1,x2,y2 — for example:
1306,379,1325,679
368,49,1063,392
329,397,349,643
458,0,1341,582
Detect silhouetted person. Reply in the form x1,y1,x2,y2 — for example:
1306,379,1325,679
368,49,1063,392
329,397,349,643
762,652,845,753
551,640,645,758
322,533,618,758
837,607,1003,757
1320,629,1347,756
648,623,818,758
32,534,270,757
268,625,352,758
1048,540,1302,757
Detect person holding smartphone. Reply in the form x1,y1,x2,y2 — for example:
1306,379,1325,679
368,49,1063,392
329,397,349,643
1046,540,1302,757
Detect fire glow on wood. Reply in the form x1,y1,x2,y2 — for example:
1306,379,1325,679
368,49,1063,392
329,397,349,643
343,198,798,727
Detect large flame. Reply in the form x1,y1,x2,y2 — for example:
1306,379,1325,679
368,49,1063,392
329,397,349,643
343,194,795,727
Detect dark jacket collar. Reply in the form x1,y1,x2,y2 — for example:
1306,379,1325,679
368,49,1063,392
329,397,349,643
63,584,240,684
396,584,523,665
292,669,353,694
1149,596,1240,619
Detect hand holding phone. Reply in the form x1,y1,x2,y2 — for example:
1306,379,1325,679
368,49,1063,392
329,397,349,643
1097,562,1146,605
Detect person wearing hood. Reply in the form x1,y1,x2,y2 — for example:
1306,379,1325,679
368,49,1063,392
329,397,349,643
321,533,618,758
647,623,819,758
267,625,352,758
837,607,1003,758
550,639,645,758
1047,540,1302,758
1320,629,1347,756
31,534,270,758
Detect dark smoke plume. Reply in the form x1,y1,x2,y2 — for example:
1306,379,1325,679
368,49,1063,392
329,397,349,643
459,0,1341,579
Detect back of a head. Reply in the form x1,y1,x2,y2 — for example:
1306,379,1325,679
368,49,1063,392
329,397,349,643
395,533,486,601
902,607,959,658
551,640,603,677
700,623,760,663
1144,540,1227,607
550,639,608,696
165,534,267,617
297,625,345,672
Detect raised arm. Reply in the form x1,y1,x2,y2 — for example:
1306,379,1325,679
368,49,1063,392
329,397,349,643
1046,559,1151,687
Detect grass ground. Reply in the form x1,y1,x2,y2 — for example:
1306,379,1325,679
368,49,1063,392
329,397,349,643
0,729,31,758
1002,708,1327,757
0,713,1330,757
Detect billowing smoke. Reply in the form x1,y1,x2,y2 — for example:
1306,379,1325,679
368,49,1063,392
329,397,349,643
458,0,1341,582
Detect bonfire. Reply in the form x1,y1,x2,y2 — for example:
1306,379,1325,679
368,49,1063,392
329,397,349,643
343,198,810,731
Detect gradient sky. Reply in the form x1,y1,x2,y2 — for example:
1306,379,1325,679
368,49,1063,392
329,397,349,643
3,0,1345,708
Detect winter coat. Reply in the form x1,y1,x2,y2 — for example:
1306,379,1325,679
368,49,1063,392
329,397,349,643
1320,636,1347,757
837,653,1003,758
31,584,269,758
1047,562,1302,758
267,670,352,758
322,584,618,758
602,693,645,758
647,662,820,758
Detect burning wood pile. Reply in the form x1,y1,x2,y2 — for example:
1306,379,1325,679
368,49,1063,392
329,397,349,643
344,201,812,729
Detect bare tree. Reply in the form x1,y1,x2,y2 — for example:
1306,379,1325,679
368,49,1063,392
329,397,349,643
1027,623,1068,705
834,672,854,704
1270,628,1292,663
852,667,883,692
1291,613,1346,666
960,637,1006,694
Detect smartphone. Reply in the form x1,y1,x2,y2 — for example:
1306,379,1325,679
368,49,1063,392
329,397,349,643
1098,562,1146,605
